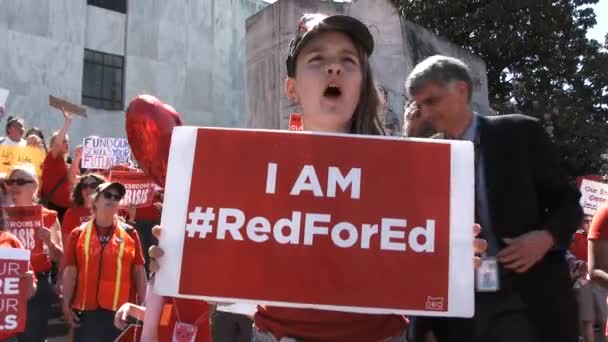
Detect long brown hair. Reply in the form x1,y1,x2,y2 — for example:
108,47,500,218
348,46,385,136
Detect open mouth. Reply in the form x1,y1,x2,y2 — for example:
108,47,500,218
323,85,342,98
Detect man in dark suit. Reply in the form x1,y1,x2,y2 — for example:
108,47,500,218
405,55,582,342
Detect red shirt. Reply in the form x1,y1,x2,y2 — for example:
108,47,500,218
254,307,407,341
570,230,588,261
136,204,161,222
31,207,58,273
64,220,145,267
41,152,72,208
589,204,608,240
62,207,92,236
157,298,211,342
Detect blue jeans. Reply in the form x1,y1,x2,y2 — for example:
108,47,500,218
73,309,121,342
18,273,53,342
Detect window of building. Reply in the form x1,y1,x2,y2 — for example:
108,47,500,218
87,0,127,14
82,49,124,111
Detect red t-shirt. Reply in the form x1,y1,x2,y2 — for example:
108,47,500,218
157,298,211,342
31,208,58,273
254,307,407,341
135,206,161,222
41,152,72,208
64,220,146,267
570,230,588,261
589,204,608,240
62,207,92,236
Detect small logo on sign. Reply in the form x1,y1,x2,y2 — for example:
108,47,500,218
289,113,303,131
425,296,444,311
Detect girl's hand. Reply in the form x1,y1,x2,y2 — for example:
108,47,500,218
149,226,164,273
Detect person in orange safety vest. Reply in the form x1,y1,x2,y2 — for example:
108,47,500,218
62,181,147,342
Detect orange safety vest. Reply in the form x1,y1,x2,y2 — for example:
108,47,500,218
72,220,137,311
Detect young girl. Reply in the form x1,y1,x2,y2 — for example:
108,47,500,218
149,13,485,342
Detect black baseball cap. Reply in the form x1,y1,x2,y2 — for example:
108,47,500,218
95,182,126,199
286,13,374,77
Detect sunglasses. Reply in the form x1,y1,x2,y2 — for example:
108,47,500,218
102,192,122,201
5,179,35,186
81,182,99,190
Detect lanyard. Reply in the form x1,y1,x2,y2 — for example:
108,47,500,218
171,298,209,327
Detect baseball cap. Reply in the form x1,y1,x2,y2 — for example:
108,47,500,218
95,182,126,199
286,13,374,77
6,116,24,128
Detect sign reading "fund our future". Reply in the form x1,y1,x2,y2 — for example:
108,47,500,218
155,127,475,317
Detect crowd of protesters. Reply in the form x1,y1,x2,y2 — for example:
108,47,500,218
0,10,605,342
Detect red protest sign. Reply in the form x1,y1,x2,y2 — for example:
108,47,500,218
155,127,474,317
0,248,30,340
4,206,43,253
109,171,156,208
288,113,303,131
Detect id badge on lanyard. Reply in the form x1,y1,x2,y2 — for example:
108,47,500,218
172,322,198,342
476,257,500,292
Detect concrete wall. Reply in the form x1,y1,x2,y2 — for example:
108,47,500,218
0,0,267,150
245,0,491,134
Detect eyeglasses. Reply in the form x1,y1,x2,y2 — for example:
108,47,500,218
5,179,35,186
81,182,99,190
102,192,122,201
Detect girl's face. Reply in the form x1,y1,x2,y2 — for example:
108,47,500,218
5,170,36,203
286,31,362,133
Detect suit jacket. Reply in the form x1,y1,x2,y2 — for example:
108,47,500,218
429,114,582,342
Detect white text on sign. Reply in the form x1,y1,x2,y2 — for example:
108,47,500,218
186,163,437,253
0,261,21,330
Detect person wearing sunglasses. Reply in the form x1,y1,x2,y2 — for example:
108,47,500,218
62,182,147,342
3,164,63,342
61,174,106,253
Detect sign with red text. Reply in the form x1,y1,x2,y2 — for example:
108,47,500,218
0,248,30,340
155,127,474,317
4,206,43,253
109,171,156,208
580,179,608,215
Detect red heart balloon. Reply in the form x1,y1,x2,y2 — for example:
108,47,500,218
125,95,182,187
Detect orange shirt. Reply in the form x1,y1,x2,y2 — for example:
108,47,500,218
30,207,58,273
589,204,608,240
254,307,407,341
41,152,72,208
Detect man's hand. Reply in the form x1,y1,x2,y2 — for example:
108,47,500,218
61,107,73,124
74,145,83,160
497,230,554,273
